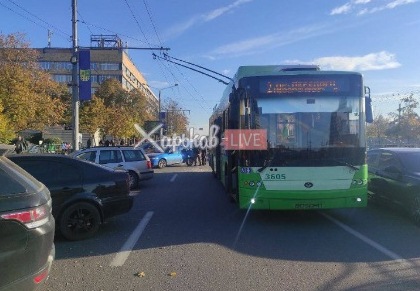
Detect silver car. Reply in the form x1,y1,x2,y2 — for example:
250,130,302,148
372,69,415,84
73,146,153,189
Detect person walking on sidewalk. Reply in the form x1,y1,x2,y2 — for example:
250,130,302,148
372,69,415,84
14,135,26,154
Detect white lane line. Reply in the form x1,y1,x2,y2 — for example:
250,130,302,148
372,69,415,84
110,211,154,267
321,212,405,261
170,174,178,182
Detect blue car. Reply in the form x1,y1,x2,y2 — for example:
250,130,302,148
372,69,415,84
148,146,194,168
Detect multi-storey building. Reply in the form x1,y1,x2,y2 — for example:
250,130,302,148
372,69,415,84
36,35,158,116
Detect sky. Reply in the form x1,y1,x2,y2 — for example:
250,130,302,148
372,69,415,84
1,0,420,134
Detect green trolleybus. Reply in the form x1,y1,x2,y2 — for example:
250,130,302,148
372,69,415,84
209,65,373,210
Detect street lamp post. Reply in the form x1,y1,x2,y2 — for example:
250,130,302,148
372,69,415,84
157,84,178,120
71,0,79,151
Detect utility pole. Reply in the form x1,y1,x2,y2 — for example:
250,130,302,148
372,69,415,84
71,0,79,151
157,84,178,120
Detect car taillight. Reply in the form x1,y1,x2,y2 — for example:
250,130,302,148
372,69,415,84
33,268,49,284
147,160,152,169
1,204,50,229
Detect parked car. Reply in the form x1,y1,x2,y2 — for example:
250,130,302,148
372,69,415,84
367,147,420,225
137,141,165,154
8,154,133,240
148,145,192,168
0,145,55,291
72,146,153,190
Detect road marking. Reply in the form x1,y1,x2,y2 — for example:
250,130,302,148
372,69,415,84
321,212,405,261
110,211,154,267
170,174,178,182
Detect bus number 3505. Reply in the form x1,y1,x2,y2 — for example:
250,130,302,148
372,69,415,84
264,174,286,180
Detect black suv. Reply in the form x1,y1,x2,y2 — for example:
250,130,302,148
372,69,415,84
0,145,55,291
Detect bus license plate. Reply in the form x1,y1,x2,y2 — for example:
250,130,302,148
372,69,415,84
295,203,323,209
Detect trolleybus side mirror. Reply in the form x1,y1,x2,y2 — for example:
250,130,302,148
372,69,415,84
365,86,374,123
365,97,373,123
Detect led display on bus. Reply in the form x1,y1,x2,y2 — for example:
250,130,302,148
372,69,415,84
259,74,362,96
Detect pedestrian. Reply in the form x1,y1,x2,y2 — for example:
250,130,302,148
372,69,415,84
201,148,207,165
61,142,67,154
87,138,92,148
14,135,26,154
193,147,201,166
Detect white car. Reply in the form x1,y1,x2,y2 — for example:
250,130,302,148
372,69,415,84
73,146,154,189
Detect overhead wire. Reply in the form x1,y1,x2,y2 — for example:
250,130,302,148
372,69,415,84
77,12,93,36
126,0,206,113
123,0,153,48
135,0,220,116
124,0,187,110
77,20,150,46
0,0,71,41
1,0,217,121
142,0,162,46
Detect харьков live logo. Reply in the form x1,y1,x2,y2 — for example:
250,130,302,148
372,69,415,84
222,129,267,150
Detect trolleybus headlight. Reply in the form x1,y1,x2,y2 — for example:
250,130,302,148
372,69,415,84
356,197,362,202
250,198,256,204
352,179,364,185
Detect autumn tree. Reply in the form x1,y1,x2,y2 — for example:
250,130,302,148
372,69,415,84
79,96,107,138
91,78,155,140
127,88,154,127
0,103,14,143
94,78,127,108
163,99,189,135
0,33,68,142
386,94,420,143
366,114,390,139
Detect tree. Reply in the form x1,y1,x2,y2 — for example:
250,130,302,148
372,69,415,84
94,78,127,108
387,94,420,143
163,99,188,135
79,96,107,139
367,114,390,139
0,33,68,134
87,78,156,140
0,104,15,143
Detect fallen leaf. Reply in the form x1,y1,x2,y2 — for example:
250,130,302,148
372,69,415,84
168,272,177,277
135,271,145,277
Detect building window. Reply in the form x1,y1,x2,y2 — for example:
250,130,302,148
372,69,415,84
91,74,121,84
91,63,120,71
52,74,72,83
39,61,50,70
39,61,73,71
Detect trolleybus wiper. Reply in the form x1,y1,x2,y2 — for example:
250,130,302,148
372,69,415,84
329,159,359,171
257,160,271,173
257,150,279,172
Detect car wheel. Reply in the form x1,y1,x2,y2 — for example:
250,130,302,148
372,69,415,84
59,202,101,241
128,171,139,190
410,196,420,226
158,159,167,168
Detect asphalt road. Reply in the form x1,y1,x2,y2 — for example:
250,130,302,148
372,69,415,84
45,164,420,291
